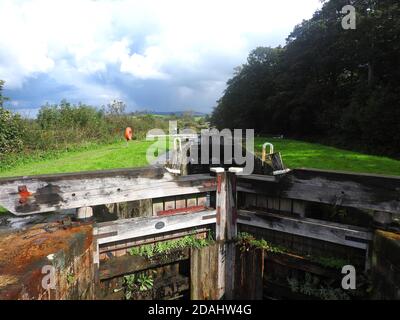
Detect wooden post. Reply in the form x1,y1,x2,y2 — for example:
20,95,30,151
227,167,241,239
211,167,226,299
76,206,93,220
211,167,241,300
212,167,226,242
225,167,242,299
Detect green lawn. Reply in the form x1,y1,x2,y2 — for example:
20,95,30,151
0,140,161,178
1,137,399,179
254,137,400,176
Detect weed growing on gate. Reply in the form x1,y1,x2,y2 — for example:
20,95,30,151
128,231,214,260
236,232,287,253
236,232,349,269
123,271,155,299
287,273,351,300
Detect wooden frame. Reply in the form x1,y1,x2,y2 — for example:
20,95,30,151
237,209,372,250
94,209,216,245
0,166,216,215
238,168,400,214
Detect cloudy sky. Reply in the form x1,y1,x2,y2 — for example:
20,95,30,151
0,0,322,117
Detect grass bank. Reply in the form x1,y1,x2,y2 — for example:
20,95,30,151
0,140,159,178
254,137,400,176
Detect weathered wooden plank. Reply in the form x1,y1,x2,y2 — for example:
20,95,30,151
237,209,372,249
256,194,268,209
265,251,340,279
234,247,264,300
95,209,216,245
213,168,240,300
245,193,257,207
371,230,400,299
190,244,219,300
0,172,216,215
240,174,277,182
99,248,189,280
268,197,280,211
152,198,164,216
238,169,400,214
98,227,209,254
186,195,197,207
0,165,165,183
164,197,176,211
293,200,306,217
175,195,186,209
208,240,219,299
190,243,199,299
280,198,292,213
213,168,226,242
156,205,206,217
212,168,226,300
197,194,207,207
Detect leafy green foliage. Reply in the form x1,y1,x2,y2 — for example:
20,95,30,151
307,256,349,270
212,0,400,157
124,272,155,299
237,232,351,270
129,232,213,260
237,232,287,253
37,100,104,130
0,107,23,155
66,272,75,285
0,80,23,156
287,273,351,300
0,80,8,107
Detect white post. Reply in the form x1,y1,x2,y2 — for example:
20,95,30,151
76,206,93,220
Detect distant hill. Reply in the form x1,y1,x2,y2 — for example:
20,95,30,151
133,111,207,117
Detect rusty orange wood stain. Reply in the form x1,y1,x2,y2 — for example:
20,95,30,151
18,185,32,204
0,222,92,299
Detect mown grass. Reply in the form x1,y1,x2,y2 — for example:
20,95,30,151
1,136,399,178
254,137,400,176
0,140,162,178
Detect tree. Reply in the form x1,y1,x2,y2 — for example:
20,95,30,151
211,0,400,157
0,80,9,108
106,100,126,116
0,80,23,155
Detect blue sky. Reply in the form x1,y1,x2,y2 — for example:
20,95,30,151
0,0,322,117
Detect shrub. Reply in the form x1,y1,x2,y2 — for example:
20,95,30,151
0,80,23,156
0,107,24,155
37,100,104,130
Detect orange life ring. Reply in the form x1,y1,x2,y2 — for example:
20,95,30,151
124,127,133,141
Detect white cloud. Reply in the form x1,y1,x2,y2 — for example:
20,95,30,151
0,0,322,110
120,46,169,79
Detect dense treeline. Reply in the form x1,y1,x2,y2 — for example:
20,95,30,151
211,0,400,157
